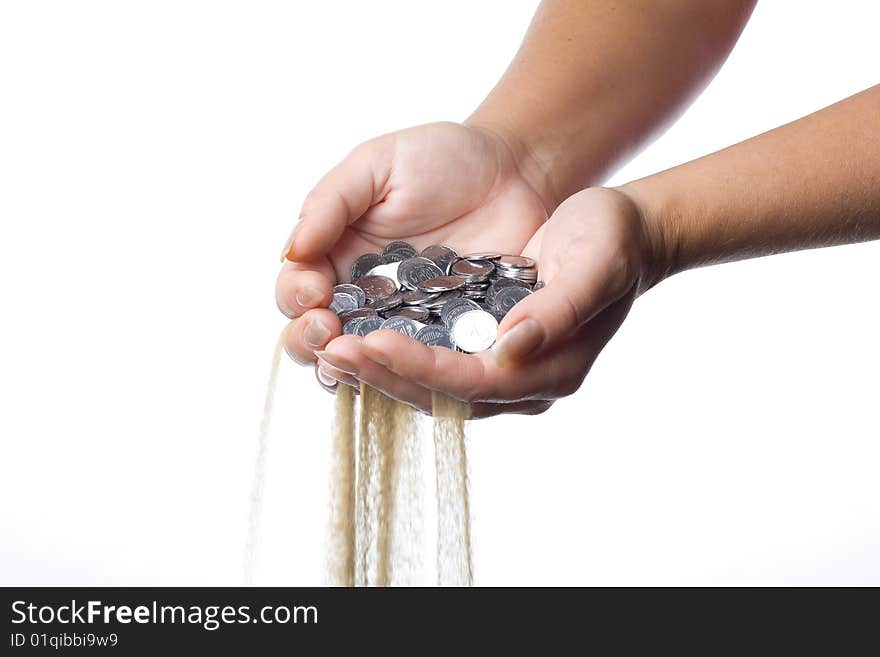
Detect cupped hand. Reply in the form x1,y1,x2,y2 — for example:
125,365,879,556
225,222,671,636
276,121,549,386
331,187,662,417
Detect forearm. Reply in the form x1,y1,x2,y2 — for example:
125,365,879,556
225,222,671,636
468,0,756,210
622,85,880,286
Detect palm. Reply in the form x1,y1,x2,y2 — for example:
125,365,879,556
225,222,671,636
320,122,547,282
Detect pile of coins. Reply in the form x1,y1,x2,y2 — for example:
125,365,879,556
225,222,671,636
328,242,541,353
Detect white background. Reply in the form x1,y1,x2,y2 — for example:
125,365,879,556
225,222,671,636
1,1,877,586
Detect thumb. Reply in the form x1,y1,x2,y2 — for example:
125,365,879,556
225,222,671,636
280,138,393,263
491,235,635,368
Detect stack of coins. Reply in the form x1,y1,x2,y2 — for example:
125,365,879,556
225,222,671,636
331,242,542,352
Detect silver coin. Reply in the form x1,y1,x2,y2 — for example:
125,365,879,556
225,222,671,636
385,306,430,322
494,269,538,283
414,325,454,348
380,316,420,337
397,257,444,290
417,275,465,293
367,291,403,313
365,261,402,287
334,284,366,308
338,307,378,324
402,288,440,305
420,289,462,310
440,297,481,328
350,253,383,281
352,275,398,300
343,317,367,335
478,303,508,323
450,309,499,353
383,241,418,259
495,254,537,269
354,316,384,337
420,244,459,273
494,285,530,313
462,252,502,261
381,251,408,263
329,292,358,315
487,278,530,307
450,258,495,281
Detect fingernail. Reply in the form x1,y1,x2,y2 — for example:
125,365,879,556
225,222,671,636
316,366,338,388
315,350,359,376
279,221,303,262
296,285,323,308
304,318,331,349
321,364,360,388
355,341,391,368
492,318,544,367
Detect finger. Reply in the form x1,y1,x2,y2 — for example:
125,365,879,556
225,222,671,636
315,335,435,414
493,252,634,369
359,329,519,403
276,261,336,318
316,336,550,417
314,362,338,394
359,303,630,403
284,309,341,365
280,139,394,263
316,361,360,391
469,399,554,420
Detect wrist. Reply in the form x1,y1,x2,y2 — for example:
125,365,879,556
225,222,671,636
614,180,680,293
463,115,560,215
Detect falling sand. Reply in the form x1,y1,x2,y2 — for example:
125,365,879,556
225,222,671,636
329,385,471,586
247,323,473,586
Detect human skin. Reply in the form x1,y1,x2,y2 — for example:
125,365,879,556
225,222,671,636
349,85,880,416
276,0,757,407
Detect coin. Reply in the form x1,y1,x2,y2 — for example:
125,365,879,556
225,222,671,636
421,244,459,270
462,252,502,261
486,277,528,306
333,284,366,308
385,306,430,322
450,258,495,282
397,257,444,289
353,275,398,300
420,244,459,273
402,288,440,305
450,309,498,352
329,292,358,315
365,261,402,287
343,317,367,334
494,285,530,313
334,243,538,354
414,325,454,348
383,240,418,260
350,253,383,281
354,316,384,337
367,291,403,313
338,307,378,324
495,254,536,269
479,303,507,323
440,298,481,328
417,275,466,293
380,316,420,337
420,289,462,310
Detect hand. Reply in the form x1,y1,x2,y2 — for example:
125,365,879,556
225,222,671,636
275,121,550,388
322,187,662,417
